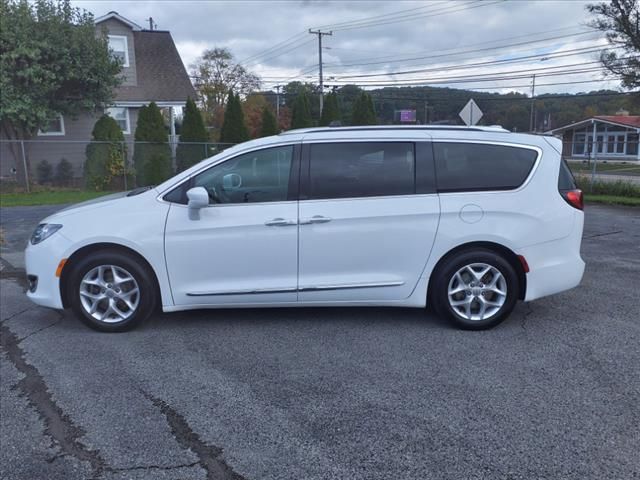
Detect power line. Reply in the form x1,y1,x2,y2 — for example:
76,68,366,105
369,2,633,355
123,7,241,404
325,31,602,69
330,46,620,81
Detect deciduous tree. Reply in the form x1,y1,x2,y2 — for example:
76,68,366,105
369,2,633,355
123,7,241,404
588,0,640,90
0,0,121,185
190,48,261,127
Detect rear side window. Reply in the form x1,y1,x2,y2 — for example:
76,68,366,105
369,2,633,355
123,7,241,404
433,142,538,192
309,142,415,199
558,158,577,190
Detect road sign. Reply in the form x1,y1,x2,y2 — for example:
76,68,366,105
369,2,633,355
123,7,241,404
459,99,483,126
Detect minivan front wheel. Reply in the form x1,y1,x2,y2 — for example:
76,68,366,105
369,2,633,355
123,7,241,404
432,249,518,330
68,250,157,332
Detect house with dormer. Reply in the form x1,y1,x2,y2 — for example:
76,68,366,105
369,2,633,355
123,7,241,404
0,11,196,182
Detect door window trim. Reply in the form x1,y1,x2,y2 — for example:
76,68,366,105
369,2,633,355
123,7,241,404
162,143,301,206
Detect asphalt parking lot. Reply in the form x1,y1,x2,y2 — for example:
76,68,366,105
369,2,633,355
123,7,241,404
1,203,639,480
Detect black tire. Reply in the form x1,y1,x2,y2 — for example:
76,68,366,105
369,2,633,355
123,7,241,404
431,248,519,330
67,250,157,332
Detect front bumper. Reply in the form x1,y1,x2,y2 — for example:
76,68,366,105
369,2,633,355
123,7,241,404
25,232,73,309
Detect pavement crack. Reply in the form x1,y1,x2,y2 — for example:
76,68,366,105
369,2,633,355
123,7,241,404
520,302,534,331
0,323,108,478
0,306,38,324
142,391,246,480
18,318,63,343
110,461,200,472
584,230,623,238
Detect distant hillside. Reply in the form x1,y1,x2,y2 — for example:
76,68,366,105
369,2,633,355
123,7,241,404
263,82,638,131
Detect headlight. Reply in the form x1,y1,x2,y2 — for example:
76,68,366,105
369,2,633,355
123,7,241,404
30,224,63,245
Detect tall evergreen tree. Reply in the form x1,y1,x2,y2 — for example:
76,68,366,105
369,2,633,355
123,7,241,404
85,115,127,190
220,92,249,144
319,92,341,126
291,91,313,129
351,92,377,126
133,102,172,186
176,97,209,172
259,106,278,137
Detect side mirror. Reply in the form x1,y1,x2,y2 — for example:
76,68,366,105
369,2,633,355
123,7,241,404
186,187,209,210
223,173,242,190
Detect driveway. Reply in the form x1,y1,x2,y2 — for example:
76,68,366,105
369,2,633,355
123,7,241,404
1,203,639,479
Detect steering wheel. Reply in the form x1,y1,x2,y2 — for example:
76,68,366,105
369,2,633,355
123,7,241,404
205,185,231,204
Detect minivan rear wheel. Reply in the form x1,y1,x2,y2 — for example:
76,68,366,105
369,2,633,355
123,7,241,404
431,249,518,330
67,250,157,332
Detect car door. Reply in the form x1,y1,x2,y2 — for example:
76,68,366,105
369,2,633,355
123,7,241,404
298,140,440,303
164,144,300,306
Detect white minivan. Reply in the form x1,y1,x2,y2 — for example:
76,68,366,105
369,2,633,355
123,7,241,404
25,126,585,331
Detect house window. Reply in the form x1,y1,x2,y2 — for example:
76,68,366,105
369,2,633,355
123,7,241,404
573,133,586,155
627,133,639,156
37,114,65,136
106,107,130,134
108,35,129,67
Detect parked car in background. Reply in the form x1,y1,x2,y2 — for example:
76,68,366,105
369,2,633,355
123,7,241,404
25,126,585,331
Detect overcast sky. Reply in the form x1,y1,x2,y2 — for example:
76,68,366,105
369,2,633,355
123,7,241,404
73,0,622,95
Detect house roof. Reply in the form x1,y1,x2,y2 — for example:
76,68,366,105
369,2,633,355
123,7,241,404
548,115,640,134
114,30,196,103
95,11,143,31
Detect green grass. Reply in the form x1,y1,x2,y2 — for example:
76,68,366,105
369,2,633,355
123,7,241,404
584,194,640,206
0,190,114,207
568,161,640,176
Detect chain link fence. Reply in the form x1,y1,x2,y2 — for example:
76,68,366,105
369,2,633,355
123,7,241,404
0,139,234,193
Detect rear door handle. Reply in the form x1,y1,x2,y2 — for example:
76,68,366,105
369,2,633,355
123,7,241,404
265,218,297,227
299,215,332,225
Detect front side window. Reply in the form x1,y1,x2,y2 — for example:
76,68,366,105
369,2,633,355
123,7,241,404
193,145,293,204
108,35,129,67
434,142,538,192
106,107,130,134
308,142,415,199
38,114,65,136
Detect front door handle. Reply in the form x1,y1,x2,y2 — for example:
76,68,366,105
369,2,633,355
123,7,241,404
299,215,332,225
265,218,297,227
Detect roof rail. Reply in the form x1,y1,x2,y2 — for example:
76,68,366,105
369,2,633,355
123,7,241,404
279,125,509,135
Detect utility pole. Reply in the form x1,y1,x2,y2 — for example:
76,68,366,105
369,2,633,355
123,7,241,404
147,17,155,30
275,85,281,123
529,73,536,132
309,29,332,115
424,100,428,124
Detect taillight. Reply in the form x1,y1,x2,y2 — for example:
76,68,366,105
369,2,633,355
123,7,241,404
560,189,583,210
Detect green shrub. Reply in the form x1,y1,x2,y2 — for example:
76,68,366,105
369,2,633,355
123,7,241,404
36,160,52,184
133,102,172,186
575,175,640,197
55,158,73,187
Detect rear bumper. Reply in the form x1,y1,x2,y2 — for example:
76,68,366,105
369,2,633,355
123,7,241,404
24,233,72,309
520,212,585,302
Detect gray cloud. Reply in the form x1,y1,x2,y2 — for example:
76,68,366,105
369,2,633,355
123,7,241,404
73,0,621,94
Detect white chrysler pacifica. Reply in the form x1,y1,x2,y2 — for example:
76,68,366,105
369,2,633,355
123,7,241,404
25,126,585,331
